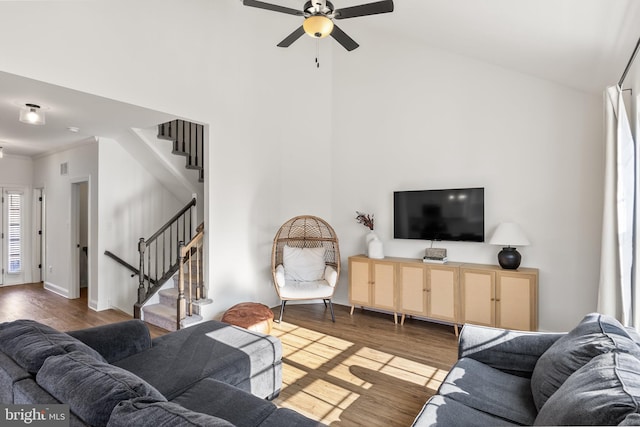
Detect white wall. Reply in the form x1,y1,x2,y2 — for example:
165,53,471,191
33,141,99,301
97,138,183,314
330,32,604,331
0,155,33,186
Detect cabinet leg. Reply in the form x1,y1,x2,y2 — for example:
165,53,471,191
400,313,406,325
454,324,459,337
393,312,398,324
350,305,355,315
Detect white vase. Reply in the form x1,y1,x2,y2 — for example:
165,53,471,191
368,235,384,259
364,230,377,256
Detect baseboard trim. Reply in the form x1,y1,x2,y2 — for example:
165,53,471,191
43,281,69,298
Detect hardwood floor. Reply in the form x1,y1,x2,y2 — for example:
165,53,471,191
0,282,168,338
272,304,458,427
0,283,458,426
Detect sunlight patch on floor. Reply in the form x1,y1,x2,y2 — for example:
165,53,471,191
273,321,448,424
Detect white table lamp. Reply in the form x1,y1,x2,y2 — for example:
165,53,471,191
489,222,530,269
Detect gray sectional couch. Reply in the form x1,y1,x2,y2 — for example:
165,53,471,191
0,318,323,427
412,312,640,426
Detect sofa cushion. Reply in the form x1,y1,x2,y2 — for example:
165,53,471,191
283,245,326,282
0,351,31,403
438,357,537,425
0,319,106,373
114,320,282,400
67,319,152,363
412,395,518,427
260,408,325,427
171,377,277,427
36,351,166,427
108,398,234,427
534,352,640,426
530,313,640,410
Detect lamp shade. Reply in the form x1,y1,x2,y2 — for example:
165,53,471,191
19,103,45,125
488,222,530,247
303,15,334,38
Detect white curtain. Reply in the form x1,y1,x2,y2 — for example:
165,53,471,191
597,85,635,326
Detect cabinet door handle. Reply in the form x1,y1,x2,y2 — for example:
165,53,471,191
490,298,495,301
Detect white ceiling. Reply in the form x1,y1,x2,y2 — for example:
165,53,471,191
0,71,175,158
1,0,639,158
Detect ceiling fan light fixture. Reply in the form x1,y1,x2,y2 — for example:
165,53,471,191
19,103,46,125
303,15,334,38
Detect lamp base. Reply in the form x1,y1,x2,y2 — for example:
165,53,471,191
497,247,521,269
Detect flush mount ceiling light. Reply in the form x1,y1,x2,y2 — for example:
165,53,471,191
19,103,46,125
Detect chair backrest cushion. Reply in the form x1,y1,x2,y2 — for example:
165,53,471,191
283,246,326,282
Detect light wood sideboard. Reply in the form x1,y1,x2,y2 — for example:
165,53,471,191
348,255,539,334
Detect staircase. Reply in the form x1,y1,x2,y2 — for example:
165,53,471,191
105,119,208,332
157,120,204,183
142,256,211,331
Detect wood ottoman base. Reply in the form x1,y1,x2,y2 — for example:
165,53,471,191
221,302,274,334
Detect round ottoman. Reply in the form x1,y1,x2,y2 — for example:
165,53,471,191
221,302,274,334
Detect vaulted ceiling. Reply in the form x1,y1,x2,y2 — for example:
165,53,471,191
1,0,638,158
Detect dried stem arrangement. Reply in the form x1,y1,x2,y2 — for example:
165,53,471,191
355,211,374,231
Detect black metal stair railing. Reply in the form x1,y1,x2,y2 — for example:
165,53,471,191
134,197,197,318
158,120,204,182
104,251,156,286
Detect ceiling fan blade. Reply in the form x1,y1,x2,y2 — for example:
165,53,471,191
243,0,303,16
277,26,306,48
334,0,394,19
330,24,359,51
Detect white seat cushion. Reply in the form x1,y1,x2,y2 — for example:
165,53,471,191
278,280,334,299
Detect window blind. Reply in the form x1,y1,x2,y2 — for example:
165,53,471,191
7,192,22,274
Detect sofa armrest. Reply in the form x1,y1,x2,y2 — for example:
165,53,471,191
67,320,152,363
458,324,565,377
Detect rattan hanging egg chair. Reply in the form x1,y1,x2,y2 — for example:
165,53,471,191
271,215,341,323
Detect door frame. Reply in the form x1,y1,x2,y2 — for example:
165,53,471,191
33,188,44,283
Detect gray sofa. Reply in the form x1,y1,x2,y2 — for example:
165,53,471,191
0,318,323,427
412,312,640,426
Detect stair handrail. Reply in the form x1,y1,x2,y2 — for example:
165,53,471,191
104,250,156,285
137,197,197,316
177,225,205,330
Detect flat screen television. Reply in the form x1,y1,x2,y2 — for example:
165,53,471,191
394,188,484,242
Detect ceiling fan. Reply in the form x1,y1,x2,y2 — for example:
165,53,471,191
242,0,394,51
